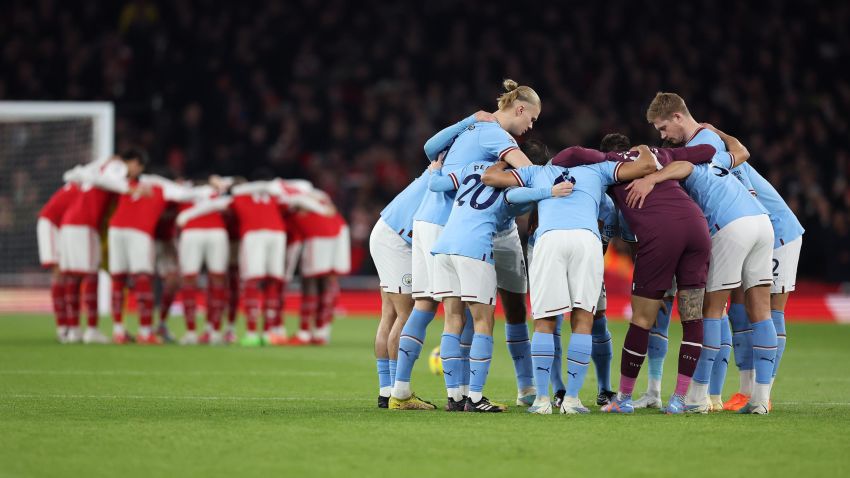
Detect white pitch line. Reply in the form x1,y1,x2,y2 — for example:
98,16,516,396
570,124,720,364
0,394,371,402
0,370,334,377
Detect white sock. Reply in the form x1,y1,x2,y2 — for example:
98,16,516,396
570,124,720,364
532,395,551,407
468,391,483,403
739,370,754,396
139,326,151,337
752,382,771,404
392,381,411,399
379,386,392,398
518,386,536,398
460,385,469,397
447,387,462,401
647,377,662,397
687,382,708,403
710,394,722,403
113,324,125,335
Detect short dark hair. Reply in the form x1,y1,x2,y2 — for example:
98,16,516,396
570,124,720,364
120,147,150,166
599,133,631,152
520,139,550,165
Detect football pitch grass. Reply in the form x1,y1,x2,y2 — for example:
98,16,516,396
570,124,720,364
1,314,849,477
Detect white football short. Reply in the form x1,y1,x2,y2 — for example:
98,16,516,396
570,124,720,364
431,254,498,305
706,215,774,292
300,226,351,277
771,236,802,294
529,229,604,319
179,228,229,276
597,281,607,312
108,227,155,275
58,225,101,274
411,220,444,299
369,218,413,295
37,218,60,267
493,225,527,294
239,230,286,280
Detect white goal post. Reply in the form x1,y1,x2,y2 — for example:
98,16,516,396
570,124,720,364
0,101,114,312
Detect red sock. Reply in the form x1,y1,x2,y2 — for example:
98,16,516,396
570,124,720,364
317,279,339,329
227,266,240,326
208,278,227,331
264,278,283,331
111,274,127,325
182,282,197,332
82,273,98,328
160,285,175,324
51,274,67,329
244,279,262,332
134,273,154,328
64,274,83,328
300,294,318,332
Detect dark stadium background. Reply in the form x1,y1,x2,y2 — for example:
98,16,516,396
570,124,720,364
1,0,848,282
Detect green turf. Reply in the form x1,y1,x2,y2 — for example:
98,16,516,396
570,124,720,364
1,314,849,478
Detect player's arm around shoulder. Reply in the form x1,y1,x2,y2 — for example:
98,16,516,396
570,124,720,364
427,152,458,192
615,145,659,181
482,160,525,188
700,123,750,168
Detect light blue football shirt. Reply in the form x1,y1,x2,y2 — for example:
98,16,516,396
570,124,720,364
684,128,768,234
736,162,804,247
509,162,621,242
413,121,519,226
430,161,516,264
379,169,430,244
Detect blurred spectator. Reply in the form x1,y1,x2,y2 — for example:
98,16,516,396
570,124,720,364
1,0,849,280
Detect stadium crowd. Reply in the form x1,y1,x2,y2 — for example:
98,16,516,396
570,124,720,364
1,0,849,281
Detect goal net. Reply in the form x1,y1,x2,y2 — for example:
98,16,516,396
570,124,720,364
0,102,113,311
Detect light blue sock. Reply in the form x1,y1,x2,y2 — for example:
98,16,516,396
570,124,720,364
388,359,397,385
469,334,494,394
531,332,555,398
647,301,672,382
505,322,534,391
591,314,613,392
440,333,462,394
771,310,786,378
752,319,778,385
709,315,732,395
377,358,391,390
460,311,474,391
551,315,565,393
394,308,435,383
729,303,753,372
565,333,592,398
692,317,721,385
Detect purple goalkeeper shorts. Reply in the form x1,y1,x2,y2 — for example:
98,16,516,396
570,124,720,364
631,217,711,300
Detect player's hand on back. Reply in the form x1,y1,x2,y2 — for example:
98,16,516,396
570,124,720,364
429,151,446,172
625,176,656,209
473,111,497,123
551,181,573,198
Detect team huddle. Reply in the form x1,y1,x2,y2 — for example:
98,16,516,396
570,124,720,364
369,82,803,415
37,149,350,347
